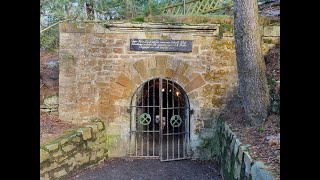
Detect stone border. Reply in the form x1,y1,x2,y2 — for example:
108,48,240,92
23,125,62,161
40,119,108,179
216,119,275,180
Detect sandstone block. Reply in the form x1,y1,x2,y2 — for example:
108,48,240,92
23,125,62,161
40,149,49,163
86,124,98,133
185,75,206,93
45,143,59,152
263,26,280,37
96,122,104,130
77,127,92,140
53,169,67,178
62,144,75,153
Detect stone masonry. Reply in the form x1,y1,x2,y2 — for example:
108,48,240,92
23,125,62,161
216,119,275,180
59,17,280,158
40,119,108,179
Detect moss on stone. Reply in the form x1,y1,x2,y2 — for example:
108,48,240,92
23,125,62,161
161,34,170,39
145,15,233,25
40,128,82,148
90,118,101,122
218,23,234,38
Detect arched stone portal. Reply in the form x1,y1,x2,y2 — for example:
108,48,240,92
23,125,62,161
129,78,190,161
58,20,279,159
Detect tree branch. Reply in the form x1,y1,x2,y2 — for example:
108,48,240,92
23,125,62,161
40,18,73,33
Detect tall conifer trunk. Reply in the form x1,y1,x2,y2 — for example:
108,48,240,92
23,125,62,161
233,0,270,125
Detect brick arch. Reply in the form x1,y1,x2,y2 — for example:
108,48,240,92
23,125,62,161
132,57,206,96
101,57,207,120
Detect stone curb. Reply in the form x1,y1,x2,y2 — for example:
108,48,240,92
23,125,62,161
217,121,275,180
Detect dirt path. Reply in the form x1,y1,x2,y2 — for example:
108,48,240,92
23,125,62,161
68,158,222,180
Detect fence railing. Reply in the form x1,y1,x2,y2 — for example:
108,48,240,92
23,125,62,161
162,0,233,15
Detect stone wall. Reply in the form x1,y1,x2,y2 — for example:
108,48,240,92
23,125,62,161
40,119,108,179
58,17,280,158
40,95,59,115
216,119,275,180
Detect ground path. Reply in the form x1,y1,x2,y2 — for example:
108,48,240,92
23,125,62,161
68,158,222,180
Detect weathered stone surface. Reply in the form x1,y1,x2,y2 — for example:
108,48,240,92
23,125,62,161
155,56,167,67
40,122,109,180
45,143,59,152
238,144,251,162
133,60,147,79
44,95,59,107
72,135,81,143
77,127,92,140
58,155,68,162
86,124,98,133
244,151,253,174
76,152,90,165
234,161,241,179
262,37,279,44
96,131,104,138
216,121,276,180
40,162,58,174
263,26,280,37
96,122,104,130
230,135,236,151
60,138,69,146
234,139,241,156
175,61,189,75
40,149,49,163
116,74,135,89
53,168,67,178
251,161,274,180
185,75,206,93
62,144,75,152
40,173,50,180
52,150,63,158
97,149,105,157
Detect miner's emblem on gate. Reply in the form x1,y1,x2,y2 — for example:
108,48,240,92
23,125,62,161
139,113,152,125
170,115,182,127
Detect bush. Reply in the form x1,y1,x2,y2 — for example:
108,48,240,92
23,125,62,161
131,16,145,22
40,26,59,50
267,77,280,114
143,2,161,17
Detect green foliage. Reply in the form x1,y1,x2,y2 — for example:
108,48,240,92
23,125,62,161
200,115,225,160
257,125,265,132
270,93,280,113
40,26,59,50
131,16,145,23
200,137,218,160
267,77,280,113
143,2,162,17
218,22,233,38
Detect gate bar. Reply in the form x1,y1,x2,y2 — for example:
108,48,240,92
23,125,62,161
153,78,155,156
172,81,175,159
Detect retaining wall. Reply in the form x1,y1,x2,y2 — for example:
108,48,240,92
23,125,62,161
40,119,108,179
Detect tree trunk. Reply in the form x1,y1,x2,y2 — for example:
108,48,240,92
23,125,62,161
233,0,270,126
85,3,95,20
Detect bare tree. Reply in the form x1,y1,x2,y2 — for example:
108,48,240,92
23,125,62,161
233,0,270,126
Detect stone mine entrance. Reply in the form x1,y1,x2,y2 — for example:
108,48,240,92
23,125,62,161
129,78,190,161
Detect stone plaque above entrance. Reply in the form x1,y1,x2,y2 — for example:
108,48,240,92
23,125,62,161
130,39,192,52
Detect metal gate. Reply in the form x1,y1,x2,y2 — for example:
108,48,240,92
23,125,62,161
129,77,190,161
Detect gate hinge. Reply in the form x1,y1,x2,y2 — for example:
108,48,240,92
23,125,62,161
189,109,194,114
127,108,132,113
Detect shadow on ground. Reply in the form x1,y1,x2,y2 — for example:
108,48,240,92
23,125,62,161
68,158,222,180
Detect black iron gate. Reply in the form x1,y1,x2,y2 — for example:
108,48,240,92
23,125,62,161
129,78,190,161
